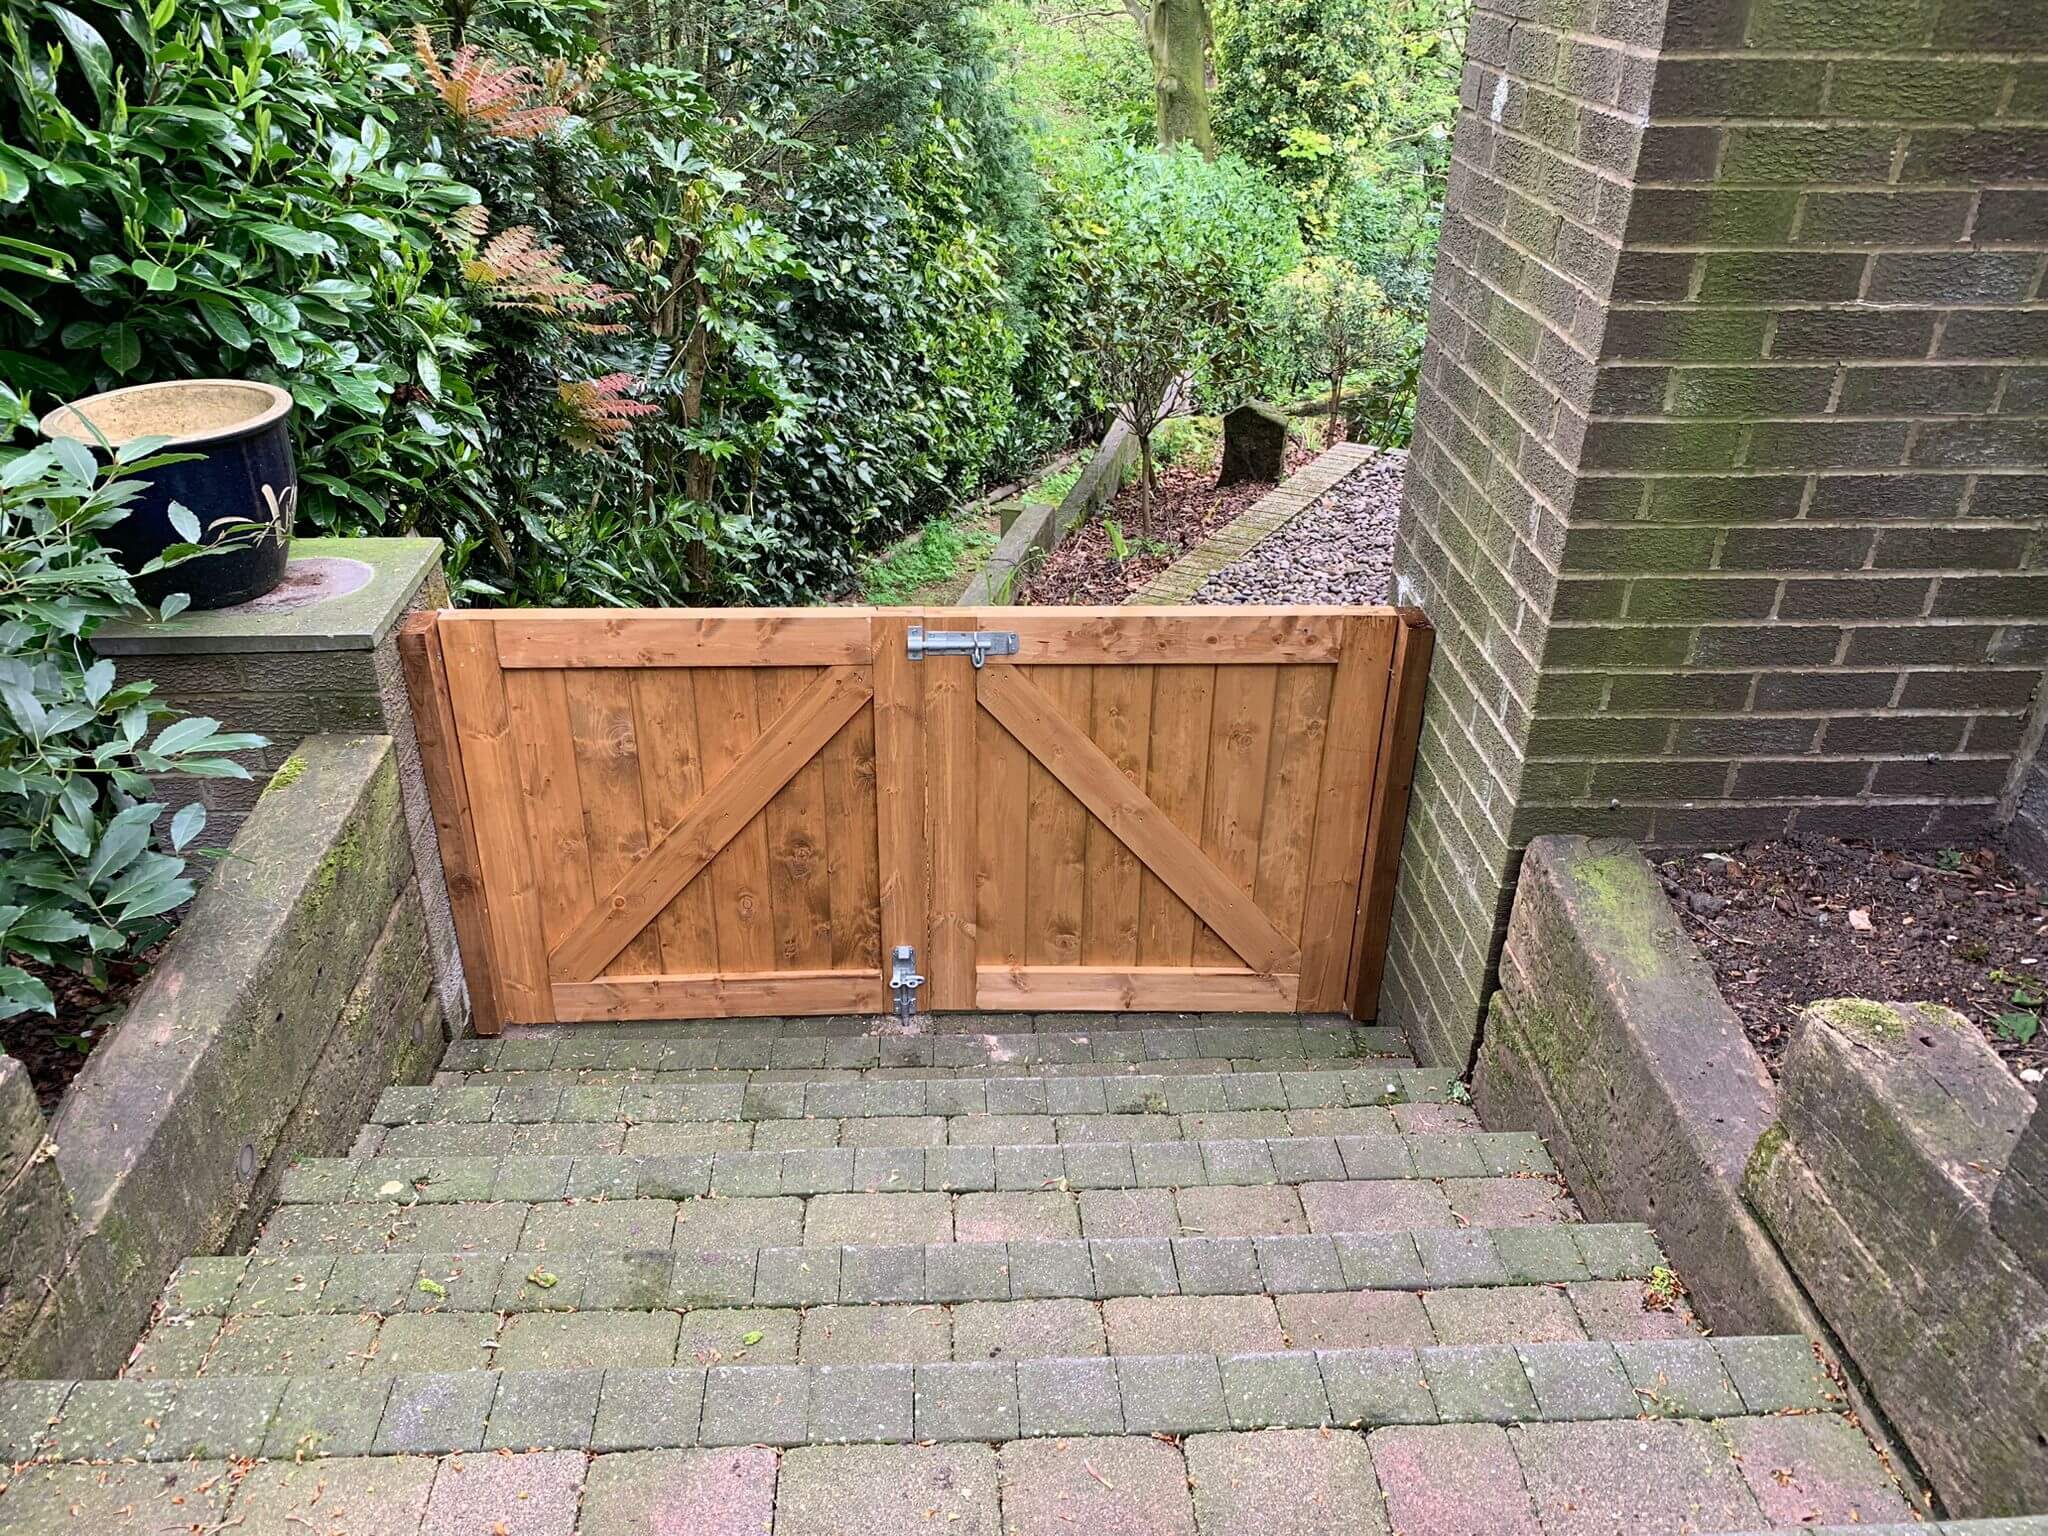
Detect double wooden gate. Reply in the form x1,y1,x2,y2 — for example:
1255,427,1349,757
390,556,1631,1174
400,606,1430,1034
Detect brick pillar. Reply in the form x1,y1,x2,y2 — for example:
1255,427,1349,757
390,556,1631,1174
1383,0,2048,1068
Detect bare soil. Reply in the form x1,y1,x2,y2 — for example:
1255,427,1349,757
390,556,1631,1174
1660,836,2047,1084
1017,435,1315,606
1,949,159,1113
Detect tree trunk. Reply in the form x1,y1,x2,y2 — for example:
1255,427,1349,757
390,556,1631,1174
1325,371,1343,448
1136,431,1157,537
1129,0,1215,156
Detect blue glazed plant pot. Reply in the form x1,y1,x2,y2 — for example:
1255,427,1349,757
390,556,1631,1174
39,379,297,611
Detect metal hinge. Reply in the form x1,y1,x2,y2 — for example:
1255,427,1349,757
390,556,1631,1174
889,944,926,1020
907,625,1020,669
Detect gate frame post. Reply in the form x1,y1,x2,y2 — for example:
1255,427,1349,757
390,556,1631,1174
398,611,506,1036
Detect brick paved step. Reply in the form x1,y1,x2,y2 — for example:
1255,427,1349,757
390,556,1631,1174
156,1224,1667,1321
444,1022,1412,1074
287,1132,1554,1210
8,1337,1841,1466
253,1167,1576,1257
132,1287,1704,1379
0,1419,1942,1535
478,1009,1384,1040
370,1065,1459,1128
355,1099,1477,1159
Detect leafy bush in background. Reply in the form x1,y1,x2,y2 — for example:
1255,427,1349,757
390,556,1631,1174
0,399,264,1022
1053,143,1299,529
0,0,1088,607
0,0,485,537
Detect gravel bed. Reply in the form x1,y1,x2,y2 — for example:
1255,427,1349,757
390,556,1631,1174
1194,448,1405,605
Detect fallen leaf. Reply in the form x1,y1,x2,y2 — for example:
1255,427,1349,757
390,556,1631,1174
1847,909,1873,931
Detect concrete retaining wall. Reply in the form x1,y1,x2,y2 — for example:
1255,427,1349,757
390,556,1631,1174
960,420,1136,604
1473,836,1823,1342
1477,833,2048,1516
1748,1000,2048,1517
0,734,445,1379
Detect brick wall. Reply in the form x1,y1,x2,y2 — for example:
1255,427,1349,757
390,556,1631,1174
1384,0,2048,1068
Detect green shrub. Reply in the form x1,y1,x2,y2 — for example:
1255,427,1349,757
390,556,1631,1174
0,0,488,536
0,404,266,1022
1049,144,1299,530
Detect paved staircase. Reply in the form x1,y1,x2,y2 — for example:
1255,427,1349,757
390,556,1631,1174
0,1012,2023,1533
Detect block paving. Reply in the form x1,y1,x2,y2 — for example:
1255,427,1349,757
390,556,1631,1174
1,1011,2028,1534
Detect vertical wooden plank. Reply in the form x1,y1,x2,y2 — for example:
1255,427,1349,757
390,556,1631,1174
503,670,596,955
1348,611,1436,1020
397,613,504,1036
822,696,882,973
630,668,721,974
436,619,554,1022
976,706,1031,970
1138,665,1214,966
565,670,664,976
1081,665,1151,966
1193,664,1279,967
1298,616,1398,1012
1253,665,1335,948
1026,666,1091,967
695,667,777,973
755,667,833,970
871,612,922,980
926,620,978,1007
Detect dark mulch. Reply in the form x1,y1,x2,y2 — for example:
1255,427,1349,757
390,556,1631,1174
1660,836,2047,1084
1017,435,1316,606
1,949,159,1113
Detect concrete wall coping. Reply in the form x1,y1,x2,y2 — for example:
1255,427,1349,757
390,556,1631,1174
960,419,1137,605
93,537,442,655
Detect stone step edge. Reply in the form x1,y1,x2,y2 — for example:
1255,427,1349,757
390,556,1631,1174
288,1132,1551,1207
1720,1526,2048,1535
9,1335,1834,1464
435,1058,1422,1090
372,1066,1460,1126
480,1011,1374,1043
162,1223,1667,1319
446,1023,1411,1074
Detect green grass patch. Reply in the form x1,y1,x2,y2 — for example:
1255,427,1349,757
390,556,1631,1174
1023,461,1085,507
860,511,1000,605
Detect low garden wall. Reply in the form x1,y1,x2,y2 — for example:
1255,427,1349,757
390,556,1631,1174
1477,833,2048,1518
960,419,1136,603
0,734,445,1379
1748,998,2048,1516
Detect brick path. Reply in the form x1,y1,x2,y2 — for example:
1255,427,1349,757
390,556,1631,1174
0,1012,2025,1533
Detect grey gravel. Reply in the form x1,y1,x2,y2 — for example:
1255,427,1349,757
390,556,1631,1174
1195,448,1405,605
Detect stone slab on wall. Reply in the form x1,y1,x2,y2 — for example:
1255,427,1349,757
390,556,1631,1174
1747,1000,2048,1517
1474,834,1826,1342
1,735,445,1379
1995,1098,2048,1292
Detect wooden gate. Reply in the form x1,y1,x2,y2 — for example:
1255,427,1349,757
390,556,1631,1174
401,606,1430,1033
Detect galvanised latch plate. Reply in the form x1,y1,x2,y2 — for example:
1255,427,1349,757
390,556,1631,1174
907,625,1020,669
